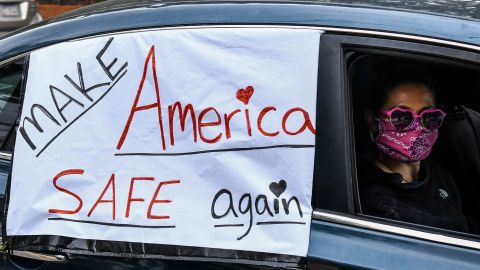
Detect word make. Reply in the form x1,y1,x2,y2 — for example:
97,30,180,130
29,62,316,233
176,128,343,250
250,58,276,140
19,37,128,157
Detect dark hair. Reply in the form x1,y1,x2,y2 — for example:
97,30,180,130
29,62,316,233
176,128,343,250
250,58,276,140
369,63,436,110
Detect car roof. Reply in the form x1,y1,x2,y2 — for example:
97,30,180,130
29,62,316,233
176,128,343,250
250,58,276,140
1,0,480,63
49,0,480,22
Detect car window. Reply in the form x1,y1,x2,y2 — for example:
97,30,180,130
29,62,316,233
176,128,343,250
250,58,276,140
0,58,24,239
349,50,480,237
0,59,23,154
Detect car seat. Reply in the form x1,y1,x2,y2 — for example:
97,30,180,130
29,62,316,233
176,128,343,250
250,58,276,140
430,105,480,234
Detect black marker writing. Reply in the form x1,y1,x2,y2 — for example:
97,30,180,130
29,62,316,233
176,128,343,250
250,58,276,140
64,62,111,102
19,104,61,150
19,37,128,155
96,37,128,81
211,179,304,240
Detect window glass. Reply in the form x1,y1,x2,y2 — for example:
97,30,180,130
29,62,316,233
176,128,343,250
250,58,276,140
0,59,24,231
0,60,23,153
350,52,480,236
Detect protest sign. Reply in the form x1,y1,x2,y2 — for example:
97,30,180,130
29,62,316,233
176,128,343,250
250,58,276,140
6,27,320,265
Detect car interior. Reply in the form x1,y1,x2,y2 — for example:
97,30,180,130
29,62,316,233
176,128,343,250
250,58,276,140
349,51,480,237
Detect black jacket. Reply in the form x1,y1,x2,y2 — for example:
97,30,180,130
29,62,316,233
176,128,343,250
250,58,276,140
358,157,469,233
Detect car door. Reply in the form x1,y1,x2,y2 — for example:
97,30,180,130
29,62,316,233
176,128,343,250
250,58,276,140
308,32,480,269
0,26,322,270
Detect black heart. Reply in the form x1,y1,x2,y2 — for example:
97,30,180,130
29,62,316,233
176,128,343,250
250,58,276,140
269,180,287,197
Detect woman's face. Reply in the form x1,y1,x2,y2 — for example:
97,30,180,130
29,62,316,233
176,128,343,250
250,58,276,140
366,83,435,132
381,83,434,113
368,82,440,162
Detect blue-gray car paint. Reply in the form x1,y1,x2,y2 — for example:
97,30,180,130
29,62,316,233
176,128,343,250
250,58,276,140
1,1,480,269
2,2,480,63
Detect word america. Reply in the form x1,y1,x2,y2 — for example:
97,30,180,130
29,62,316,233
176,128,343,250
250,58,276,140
116,46,316,152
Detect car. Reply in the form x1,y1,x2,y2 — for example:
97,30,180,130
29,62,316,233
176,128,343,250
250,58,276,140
1,0,480,269
0,0,42,36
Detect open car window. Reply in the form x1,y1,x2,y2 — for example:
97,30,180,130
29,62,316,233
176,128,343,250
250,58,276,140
349,50,480,238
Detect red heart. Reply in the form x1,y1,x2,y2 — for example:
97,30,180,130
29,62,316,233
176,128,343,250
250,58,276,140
236,86,254,105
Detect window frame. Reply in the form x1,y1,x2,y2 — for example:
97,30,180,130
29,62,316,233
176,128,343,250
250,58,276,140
0,54,28,161
313,31,480,251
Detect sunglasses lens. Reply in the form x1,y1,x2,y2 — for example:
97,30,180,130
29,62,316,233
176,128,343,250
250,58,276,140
422,111,444,131
391,109,413,130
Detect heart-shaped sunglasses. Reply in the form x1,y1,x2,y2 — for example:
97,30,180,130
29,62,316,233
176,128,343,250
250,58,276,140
377,107,446,131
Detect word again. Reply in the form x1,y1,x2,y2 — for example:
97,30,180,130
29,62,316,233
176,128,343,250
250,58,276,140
19,37,128,157
211,179,305,240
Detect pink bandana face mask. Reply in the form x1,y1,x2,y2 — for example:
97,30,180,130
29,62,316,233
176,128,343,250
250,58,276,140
374,108,444,162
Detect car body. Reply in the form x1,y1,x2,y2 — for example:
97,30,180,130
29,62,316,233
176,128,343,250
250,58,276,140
1,0,480,269
0,0,42,35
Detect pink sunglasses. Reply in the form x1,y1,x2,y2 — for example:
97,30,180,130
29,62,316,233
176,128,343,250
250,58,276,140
377,107,446,131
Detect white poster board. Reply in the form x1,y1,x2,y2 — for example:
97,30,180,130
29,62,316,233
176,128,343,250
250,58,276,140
7,27,320,257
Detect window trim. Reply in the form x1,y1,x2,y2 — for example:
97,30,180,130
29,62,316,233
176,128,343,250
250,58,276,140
0,152,11,161
313,209,480,251
0,53,27,71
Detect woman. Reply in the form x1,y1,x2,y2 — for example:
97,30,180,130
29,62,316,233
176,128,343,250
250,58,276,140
358,67,469,233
